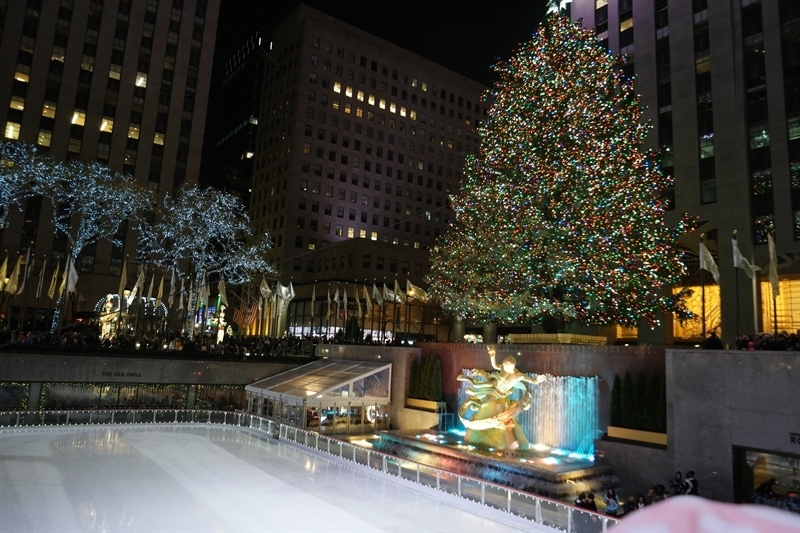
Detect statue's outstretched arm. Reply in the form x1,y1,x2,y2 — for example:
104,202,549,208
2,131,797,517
487,345,500,371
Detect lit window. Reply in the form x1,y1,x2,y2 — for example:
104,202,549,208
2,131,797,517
14,71,29,83
68,137,82,153
154,132,165,145
359,229,367,238
620,18,633,31
109,64,122,80
370,231,378,240
379,98,386,110
347,227,355,238
421,82,427,92
345,86,353,97
71,111,86,126
410,110,416,120
411,78,418,88
390,103,396,113
100,117,114,133
42,102,56,118
400,106,406,117
355,106,362,118
357,90,364,101
332,99,340,110
4,122,21,139
344,103,351,114
9,96,24,111
135,72,148,87
51,47,66,62
333,81,341,93
368,94,375,105
128,124,140,139
37,129,52,147
246,151,254,158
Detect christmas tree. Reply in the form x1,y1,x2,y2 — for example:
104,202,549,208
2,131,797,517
427,14,696,331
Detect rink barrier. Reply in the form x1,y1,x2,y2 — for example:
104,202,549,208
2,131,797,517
0,409,617,533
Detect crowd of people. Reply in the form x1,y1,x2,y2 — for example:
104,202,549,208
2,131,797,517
575,470,700,518
733,331,800,351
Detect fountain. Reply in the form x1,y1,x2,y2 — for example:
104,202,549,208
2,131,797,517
373,348,616,498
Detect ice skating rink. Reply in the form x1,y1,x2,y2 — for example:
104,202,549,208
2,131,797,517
0,425,556,533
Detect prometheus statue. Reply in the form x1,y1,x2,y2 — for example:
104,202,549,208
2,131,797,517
457,345,545,451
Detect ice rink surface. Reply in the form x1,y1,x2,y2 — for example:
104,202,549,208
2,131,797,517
1,425,557,532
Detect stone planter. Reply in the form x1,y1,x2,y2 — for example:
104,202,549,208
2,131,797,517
406,398,446,412
607,426,667,446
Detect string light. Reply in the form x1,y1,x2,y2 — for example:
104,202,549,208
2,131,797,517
427,14,697,329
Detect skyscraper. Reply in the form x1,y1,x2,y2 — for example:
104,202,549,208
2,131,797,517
252,5,486,339
0,0,220,322
569,0,800,344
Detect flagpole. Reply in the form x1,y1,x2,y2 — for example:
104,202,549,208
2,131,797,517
700,235,706,342
17,243,33,332
59,249,72,331
733,231,740,339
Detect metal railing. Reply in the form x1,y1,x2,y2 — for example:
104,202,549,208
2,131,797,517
0,409,618,533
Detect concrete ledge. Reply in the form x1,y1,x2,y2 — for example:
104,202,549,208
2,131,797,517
507,333,608,345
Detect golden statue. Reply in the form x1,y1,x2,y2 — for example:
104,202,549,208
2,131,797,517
457,345,545,451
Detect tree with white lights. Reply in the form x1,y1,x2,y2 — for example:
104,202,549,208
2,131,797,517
139,185,273,285
0,141,55,228
34,159,154,258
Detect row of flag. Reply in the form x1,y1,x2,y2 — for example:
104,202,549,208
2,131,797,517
318,279,428,321
698,233,780,297
0,252,79,300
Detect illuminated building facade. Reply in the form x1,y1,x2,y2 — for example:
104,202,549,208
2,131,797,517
570,0,800,345
250,5,486,338
0,0,220,322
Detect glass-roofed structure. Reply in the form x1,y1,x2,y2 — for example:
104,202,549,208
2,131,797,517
245,359,391,435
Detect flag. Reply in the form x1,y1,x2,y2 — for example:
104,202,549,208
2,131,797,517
217,275,228,307
5,254,22,295
129,264,145,301
202,271,210,309
0,254,7,292
118,259,128,301
146,272,154,301
47,261,60,299
732,235,761,279
698,241,719,283
35,257,46,299
156,273,164,307
373,283,384,307
326,287,332,319
363,283,372,316
57,255,69,295
394,279,406,304
233,305,244,326
168,269,176,307
768,232,779,298
355,283,362,318
383,283,394,303
334,286,340,316
343,284,348,320
177,276,185,311
244,301,258,325
15,248,32,295
260,276,271,299
66,261,79,293
406,279,428,302
311,284,316,317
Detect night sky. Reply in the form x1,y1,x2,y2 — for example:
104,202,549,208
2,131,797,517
216,0,551,86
